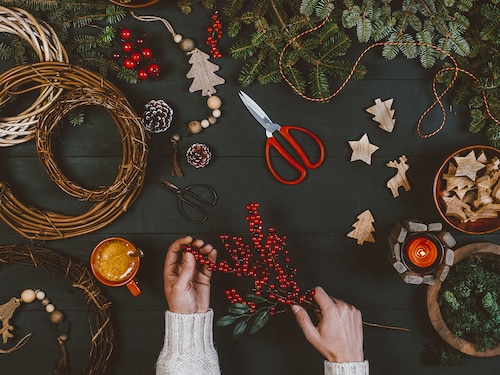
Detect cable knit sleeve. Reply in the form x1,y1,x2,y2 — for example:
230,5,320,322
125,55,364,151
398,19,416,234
324,360,369,375
155,309,221,375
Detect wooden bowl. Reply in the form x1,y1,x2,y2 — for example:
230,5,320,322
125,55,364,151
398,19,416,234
109,0,159,8
433,145,500,234
427,242,500,356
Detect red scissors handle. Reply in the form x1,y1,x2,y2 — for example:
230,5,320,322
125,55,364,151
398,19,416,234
265,125,325,185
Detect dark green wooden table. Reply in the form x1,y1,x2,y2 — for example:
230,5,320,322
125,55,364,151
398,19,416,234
1,2,499,374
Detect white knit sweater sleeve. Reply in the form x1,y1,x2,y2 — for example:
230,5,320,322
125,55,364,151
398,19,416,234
324,360,369,375
156,309,221,375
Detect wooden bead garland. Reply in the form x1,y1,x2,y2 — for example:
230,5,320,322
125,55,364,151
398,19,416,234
0,244,114,374
130,11,225,176
1,288,71,374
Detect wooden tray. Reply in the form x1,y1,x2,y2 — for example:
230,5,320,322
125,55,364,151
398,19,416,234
427,242,500,356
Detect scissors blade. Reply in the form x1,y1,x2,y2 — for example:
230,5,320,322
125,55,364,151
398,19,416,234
238,91,280,136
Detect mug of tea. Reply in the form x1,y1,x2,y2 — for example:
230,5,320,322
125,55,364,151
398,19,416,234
90,237,142,296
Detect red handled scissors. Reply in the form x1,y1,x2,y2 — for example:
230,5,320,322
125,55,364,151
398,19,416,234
239,91,325,185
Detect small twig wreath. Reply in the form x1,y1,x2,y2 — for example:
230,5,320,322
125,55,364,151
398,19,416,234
37,87,147,202
0,62,147,240
0,6,68,147
0,244,114,375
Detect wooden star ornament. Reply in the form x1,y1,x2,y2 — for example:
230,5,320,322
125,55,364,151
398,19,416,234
454,150,486,181
348,133,379,165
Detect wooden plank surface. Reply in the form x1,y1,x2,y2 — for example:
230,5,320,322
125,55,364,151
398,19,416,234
1,1,499,374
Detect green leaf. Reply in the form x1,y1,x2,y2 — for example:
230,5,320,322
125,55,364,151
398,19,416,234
356,17,373,42
232,319,248,340
250,310,270,334
245,294,269,303
228,302,251,315
216,315,238,327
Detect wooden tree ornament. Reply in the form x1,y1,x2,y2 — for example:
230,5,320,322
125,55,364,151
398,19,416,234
186,48,225,96
348,133,379,165
386,155,411,197
366,98,396,133
347,210,376,245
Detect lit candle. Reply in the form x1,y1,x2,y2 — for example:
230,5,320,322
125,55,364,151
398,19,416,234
403,233,443,272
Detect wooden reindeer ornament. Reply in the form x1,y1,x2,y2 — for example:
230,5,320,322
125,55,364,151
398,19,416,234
386,155,411,197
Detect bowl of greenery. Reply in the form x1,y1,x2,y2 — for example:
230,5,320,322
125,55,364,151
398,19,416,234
427,242,500,357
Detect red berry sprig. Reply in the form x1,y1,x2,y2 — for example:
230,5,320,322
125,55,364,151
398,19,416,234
206,11,222,58
184,202,315,339
112,28,160,81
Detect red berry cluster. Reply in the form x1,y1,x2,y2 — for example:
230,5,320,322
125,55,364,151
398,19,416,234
185,202,315,317
112,28,160,81
206,11,222,58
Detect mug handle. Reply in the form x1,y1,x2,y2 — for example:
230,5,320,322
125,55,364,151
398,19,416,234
126,278,142,297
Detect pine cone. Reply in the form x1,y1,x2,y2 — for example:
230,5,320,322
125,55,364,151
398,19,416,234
142,99,173,133
186,143,211,168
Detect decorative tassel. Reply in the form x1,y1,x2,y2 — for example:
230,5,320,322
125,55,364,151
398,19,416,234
54,335,70,375
170,134,184,177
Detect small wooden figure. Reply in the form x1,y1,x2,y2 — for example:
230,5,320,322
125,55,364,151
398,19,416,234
347,210,376,245
0,297,20,344
348,133,379,165
366,98,396,132
386,155,411,197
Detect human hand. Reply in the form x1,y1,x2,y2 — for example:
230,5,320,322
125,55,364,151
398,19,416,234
163,236,217,314
291,286,364,363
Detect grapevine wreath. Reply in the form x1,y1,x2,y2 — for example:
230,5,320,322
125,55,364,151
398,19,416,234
0,62,148,240
0,6,68,147
0,244,114,374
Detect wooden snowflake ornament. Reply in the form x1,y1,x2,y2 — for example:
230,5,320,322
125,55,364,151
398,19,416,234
348,133,379,165
186,48,225,96
386,155,411,197
347,210,376,245
366,98,396,132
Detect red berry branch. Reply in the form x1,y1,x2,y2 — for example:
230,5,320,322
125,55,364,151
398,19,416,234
112,28,160,81
184,202,315,339
206,11,222,58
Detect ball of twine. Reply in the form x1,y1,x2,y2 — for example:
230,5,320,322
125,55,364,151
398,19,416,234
0,62,147,241
0,244,114,375
0,6,68,147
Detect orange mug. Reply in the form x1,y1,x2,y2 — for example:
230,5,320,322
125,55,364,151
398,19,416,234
90,237,142,297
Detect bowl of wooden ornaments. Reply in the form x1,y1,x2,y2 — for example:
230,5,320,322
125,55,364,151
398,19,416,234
433,145,500,234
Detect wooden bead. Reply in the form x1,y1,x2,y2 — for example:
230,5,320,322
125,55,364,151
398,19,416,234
50,310,64,324
201,119,210,128
188,121,202,134
212,109,221,118
207,95,221,110
208,116,217,125
58,334,68,342
171,133,181,142
180,38,195,52
21,289,36,303
46,303,55,313
36,290,45,300
41,297,50,306
173,34,182,43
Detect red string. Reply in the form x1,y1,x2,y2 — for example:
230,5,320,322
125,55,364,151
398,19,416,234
278,8,499,138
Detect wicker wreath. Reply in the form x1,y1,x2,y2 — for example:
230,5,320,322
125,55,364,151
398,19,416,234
0,244,114,375
0,6,68,147
37,87,147,202
0,62,147,240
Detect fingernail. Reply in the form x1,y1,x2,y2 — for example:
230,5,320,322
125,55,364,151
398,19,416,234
291,304,300,313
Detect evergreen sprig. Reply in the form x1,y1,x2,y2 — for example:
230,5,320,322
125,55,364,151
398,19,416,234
0,0,129,82
225,0,366,100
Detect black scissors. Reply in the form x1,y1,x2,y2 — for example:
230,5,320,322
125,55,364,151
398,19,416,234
161,179,218,223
